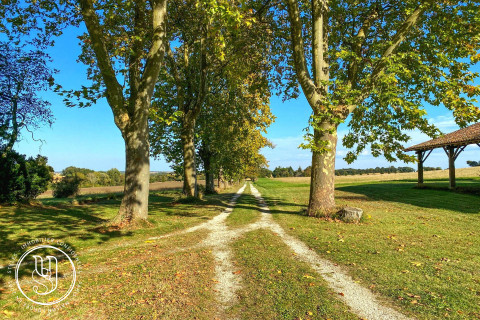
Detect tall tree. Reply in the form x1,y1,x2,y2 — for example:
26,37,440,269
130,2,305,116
0,42,54,153
277,0,480,215
197,72,274,191
2,0,168,223
77,0,167,223
151,0,262,196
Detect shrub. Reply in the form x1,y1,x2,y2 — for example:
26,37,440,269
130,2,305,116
0,150,53,203
52,176,81,198
25,155,54,199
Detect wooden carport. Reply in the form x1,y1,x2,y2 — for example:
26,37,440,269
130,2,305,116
405,122,480,189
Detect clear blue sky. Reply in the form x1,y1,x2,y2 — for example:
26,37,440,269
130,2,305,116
15,26,480,172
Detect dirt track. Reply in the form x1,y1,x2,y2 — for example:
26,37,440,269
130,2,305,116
39,180,206,198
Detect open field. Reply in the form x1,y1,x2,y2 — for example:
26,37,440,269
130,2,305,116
38,180,207,198
276,166,480,184
1,173,480,319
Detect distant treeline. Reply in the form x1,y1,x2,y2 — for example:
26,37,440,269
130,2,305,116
259,165,442,178
60,166,181,187
467,161,480,167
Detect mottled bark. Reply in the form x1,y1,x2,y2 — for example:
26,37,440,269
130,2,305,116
116,112,150,222
79,0,167,223
308,122,337,215
182,119,197,197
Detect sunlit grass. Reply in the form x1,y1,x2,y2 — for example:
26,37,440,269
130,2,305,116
254,178,480,320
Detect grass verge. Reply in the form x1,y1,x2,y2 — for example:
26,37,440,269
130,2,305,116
254,178,480,320
227,229,358,320
226,184,261,228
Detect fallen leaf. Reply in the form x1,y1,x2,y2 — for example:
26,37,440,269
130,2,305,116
3,310,15,317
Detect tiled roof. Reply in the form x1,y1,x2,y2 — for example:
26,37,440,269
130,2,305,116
405,122,480,152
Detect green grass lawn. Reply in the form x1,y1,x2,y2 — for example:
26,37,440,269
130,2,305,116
225,184,262,228
2,178,480,319
0,189,238,266
227,230,358,320
0,186,239,319
253,178,480,320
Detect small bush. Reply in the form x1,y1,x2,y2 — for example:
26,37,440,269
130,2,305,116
0,149,53,203
53,176,81,198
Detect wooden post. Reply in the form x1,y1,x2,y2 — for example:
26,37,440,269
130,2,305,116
448,146,456,189
417,150,424,186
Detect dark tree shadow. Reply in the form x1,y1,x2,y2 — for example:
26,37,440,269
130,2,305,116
0,201,135,300
337,182,480,214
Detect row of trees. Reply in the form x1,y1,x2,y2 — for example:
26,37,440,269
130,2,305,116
263,165,442,178
3,0,479,222
62,166,181,187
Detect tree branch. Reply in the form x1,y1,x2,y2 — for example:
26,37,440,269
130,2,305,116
370,5,425,81
138,0,167,101
78,0,128,131
347,2,429,114
192,29,208,119
128,0,147,113
346,9,378,88
286,0,319,109
166,42,186,110
311,0,328,88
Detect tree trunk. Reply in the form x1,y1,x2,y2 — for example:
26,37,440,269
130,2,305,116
182,120,197,197
114,113,150,223
204,154,215,194
217,168,225,189
308,122,337,216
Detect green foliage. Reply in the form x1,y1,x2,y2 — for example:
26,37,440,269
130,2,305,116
257,167,273,178
25,155,55,199
0,42,55,151
467,160,480,167
336,166,416,176
272,166,296,178
276,0,480,163
150,172,181,183
0,149,53,203
106,168,123,185
61,166,125,187
149,0,274,185
52,176,81,198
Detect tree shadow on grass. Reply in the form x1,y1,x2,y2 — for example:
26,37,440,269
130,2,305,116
156,191,239,218
0,203,134,267
254,195,307,216
337,182,480,214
